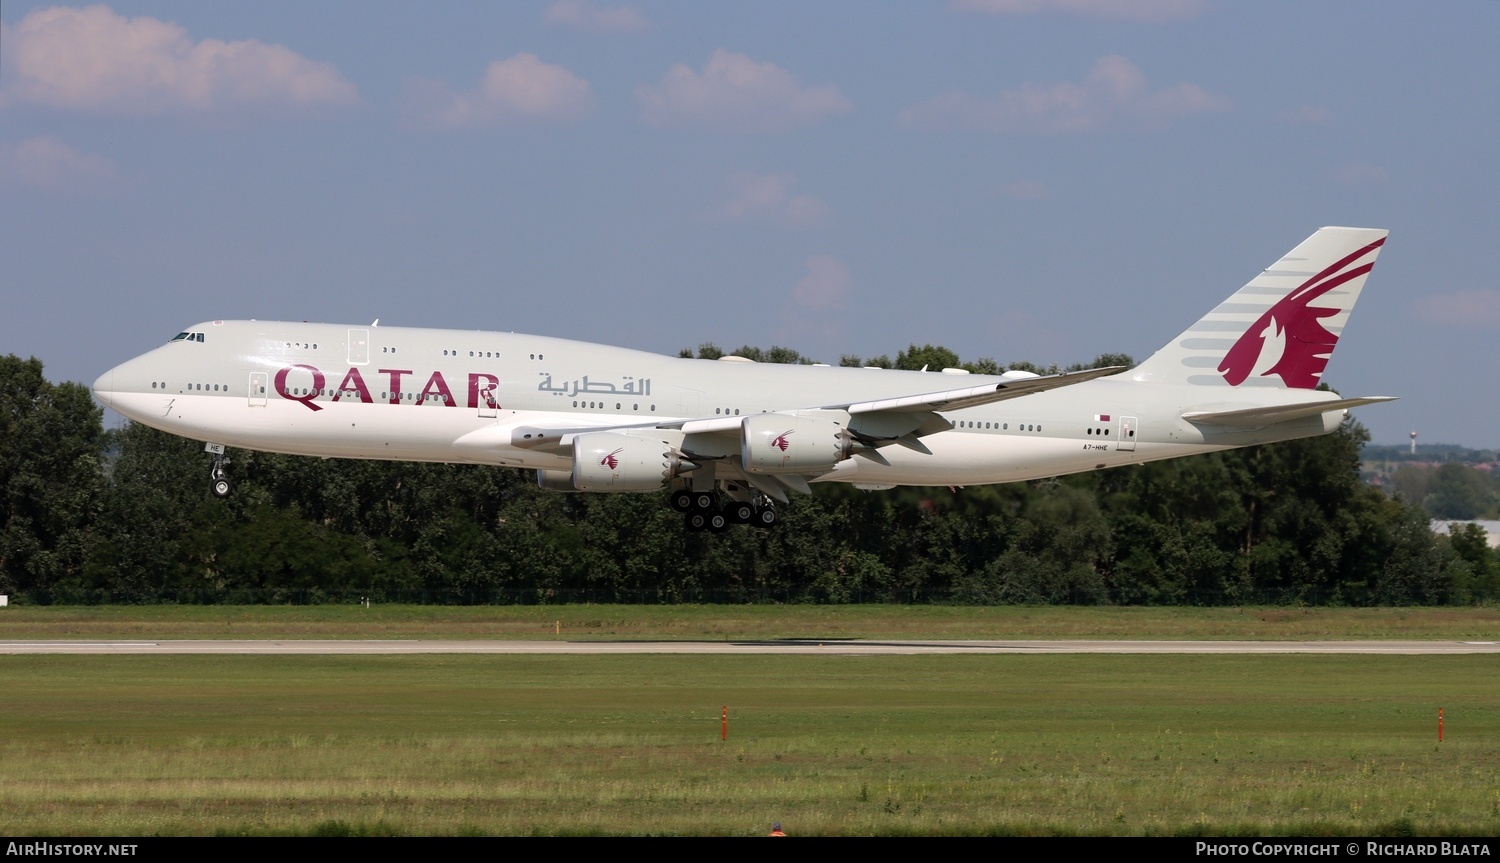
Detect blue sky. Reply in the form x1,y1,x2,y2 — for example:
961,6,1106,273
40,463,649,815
2,1,1496,447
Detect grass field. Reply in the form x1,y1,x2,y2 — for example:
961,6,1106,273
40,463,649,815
3,604,1500,641
2,651,1498,836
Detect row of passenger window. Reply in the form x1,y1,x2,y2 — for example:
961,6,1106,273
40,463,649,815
573,401,656,411
151,382,228,392
956,420,1041,432
437,349,514,359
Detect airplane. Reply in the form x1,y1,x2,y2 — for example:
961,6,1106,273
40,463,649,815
93,226,1395,531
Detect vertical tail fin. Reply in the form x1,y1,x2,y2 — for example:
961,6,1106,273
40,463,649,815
1131,226,1388,388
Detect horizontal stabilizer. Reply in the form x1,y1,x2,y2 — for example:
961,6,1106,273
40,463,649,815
1182,396,1397,427
842,366,1125,415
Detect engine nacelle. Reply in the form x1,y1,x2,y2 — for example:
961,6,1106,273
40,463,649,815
741,413,851,475
536,469,575,492
571,432,684,492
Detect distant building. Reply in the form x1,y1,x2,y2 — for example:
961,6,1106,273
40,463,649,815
1431,521,1500,548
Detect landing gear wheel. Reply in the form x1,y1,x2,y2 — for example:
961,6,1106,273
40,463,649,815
728,501,755,524
692,492,716,510
209,453,232,499
754,506,779,528
685,511,709,532
707,510,730,532
670,490,694,512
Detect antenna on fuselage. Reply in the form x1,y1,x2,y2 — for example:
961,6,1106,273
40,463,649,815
372,319,380,327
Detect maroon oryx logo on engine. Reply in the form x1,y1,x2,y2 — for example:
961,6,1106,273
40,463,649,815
771,430,794,452
600,448,623,470
1218,237,1384,389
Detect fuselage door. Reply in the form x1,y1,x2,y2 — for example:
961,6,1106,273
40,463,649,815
1117,416,1138,452
348,329,370,366
477,382,498,418
249,372,268,407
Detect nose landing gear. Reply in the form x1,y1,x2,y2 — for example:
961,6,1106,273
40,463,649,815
206,443,232,498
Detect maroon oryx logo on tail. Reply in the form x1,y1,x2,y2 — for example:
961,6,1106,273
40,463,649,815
770,430,794,452
1218,237,1384,389
600,448,623,470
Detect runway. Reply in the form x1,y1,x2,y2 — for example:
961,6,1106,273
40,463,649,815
2,639,1497,655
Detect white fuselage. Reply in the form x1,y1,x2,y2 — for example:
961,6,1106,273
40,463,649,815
93,320,1345,489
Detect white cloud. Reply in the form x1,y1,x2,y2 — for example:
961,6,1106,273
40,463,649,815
636,49,853,133
715,173,831,228
948,0,1205,21
792,255,852,310
0,136,121,193
1335,163,1389,186
1414,291,1500,329
404,54,594,129
1003,180,1051,200
899,55,1229,134
544,0,648,32
778,255,853,348
0,5,357,113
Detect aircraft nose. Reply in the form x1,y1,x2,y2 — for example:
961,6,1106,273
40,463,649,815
93,368,115,409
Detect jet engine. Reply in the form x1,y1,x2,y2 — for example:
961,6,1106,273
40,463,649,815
536,469,576,492
740,413,854,475
568,431,694,492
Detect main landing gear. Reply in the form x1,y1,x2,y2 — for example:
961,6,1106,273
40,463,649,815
671,487,779,532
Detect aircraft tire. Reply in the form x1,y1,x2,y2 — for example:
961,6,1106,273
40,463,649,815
754,507,779,528
692,492,715,510
685,511,708,531
728,501,755,524
670,490,693,512
211,478,233,498
707,511,730,532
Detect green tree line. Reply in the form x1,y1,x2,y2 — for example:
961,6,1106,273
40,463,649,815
3,352,1496,605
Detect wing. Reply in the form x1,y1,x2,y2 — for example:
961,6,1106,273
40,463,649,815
669,366,1126,485
657,365,1124,439
840,365,1126,415
476,365,1127,499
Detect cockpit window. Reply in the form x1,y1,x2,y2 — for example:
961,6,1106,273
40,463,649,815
170,332,206,343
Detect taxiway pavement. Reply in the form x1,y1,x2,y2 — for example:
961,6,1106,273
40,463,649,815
2,639,1496,655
